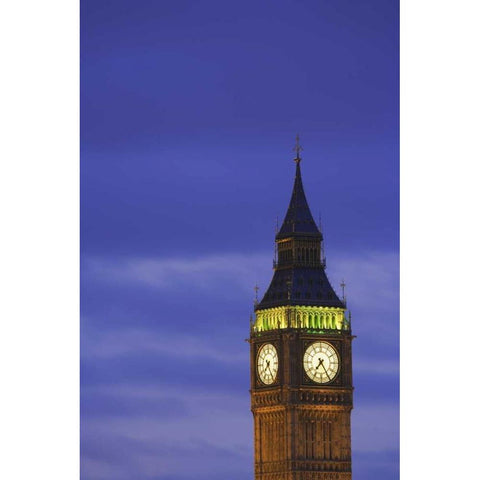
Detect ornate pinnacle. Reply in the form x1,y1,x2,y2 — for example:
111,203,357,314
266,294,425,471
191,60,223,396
340,279,346,303
254,284,259,306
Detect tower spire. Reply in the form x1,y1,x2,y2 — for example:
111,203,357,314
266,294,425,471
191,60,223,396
277,139,320,239
256,142,343,310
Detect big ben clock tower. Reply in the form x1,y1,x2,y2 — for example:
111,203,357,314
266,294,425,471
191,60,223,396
250,139,353,480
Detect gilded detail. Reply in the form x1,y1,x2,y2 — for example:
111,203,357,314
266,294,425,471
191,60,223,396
254,306,348,332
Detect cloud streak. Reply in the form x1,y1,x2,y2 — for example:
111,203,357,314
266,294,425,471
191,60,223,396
83,252,271,294
329,250,399,312
83,327,247,364
82,385,252,480
83,249,398,314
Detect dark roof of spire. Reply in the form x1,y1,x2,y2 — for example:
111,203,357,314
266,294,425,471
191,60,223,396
256,267,344,310
276,161,320,239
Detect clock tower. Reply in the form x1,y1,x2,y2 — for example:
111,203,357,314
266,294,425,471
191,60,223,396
250,141,353,480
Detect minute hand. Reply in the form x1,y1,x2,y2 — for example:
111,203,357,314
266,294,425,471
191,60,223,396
319,359,331,380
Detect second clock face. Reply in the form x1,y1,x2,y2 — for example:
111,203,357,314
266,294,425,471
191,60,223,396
257,343,278,385
303,341,339,384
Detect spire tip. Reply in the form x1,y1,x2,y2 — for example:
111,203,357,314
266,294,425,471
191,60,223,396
293,134,303,163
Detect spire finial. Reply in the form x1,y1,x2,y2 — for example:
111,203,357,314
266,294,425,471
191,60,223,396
293,134,303,163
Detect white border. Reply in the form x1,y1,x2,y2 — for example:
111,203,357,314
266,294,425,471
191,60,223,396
0,1,79,479
401,1,480,478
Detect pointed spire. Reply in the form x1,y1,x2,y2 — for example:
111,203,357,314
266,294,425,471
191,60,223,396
255,138,344,311
277,138,320,239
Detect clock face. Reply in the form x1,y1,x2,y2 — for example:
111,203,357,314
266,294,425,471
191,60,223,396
257,343,278,385
303,341,339,384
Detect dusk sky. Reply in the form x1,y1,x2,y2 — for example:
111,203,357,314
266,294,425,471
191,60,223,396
81,1,399,479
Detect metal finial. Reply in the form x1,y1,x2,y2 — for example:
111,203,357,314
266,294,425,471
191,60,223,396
254,284,259,305
340,279,347,306
293,134,303,163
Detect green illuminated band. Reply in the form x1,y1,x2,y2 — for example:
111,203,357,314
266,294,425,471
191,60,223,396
254,306,348,332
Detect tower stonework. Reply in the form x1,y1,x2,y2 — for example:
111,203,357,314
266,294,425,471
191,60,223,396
250,149,353,480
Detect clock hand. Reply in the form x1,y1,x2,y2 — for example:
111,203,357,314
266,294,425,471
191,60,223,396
265,359,273,375
319,360,331,380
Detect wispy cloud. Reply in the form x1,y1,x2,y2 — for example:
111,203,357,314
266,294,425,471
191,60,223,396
83,327,247,364
83,383,249,415
84,326,398,375
82,385,252,479
84,249,397,296
83,249,398,316
329,250,399,313
83,252,271,294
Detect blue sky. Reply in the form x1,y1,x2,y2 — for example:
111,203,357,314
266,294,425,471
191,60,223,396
81,1,399,479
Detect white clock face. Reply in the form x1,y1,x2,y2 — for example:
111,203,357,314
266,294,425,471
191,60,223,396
257,343,278,385
303,341,339,384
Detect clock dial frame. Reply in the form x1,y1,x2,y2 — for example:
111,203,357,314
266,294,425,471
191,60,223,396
257,343,279,385
303,341,340,384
